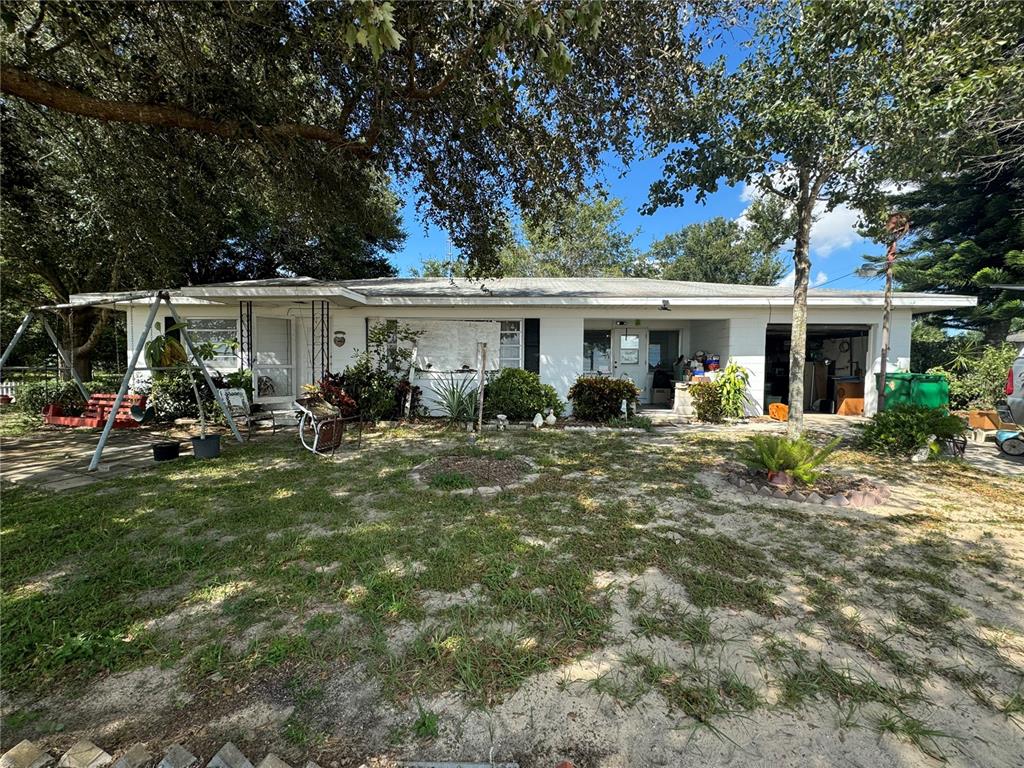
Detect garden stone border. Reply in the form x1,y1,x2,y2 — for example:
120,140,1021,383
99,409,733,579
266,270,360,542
410,455,542,497
723,472,891,508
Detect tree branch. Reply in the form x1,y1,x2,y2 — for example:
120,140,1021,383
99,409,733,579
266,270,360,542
1,67,377,156
74,307,111,357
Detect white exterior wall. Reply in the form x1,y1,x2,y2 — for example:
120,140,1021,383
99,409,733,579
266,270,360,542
726,315,770,416
539,315,585,405
119,298,918,418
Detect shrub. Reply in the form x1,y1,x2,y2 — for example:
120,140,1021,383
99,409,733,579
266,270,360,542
149,370,218,421
739,435,841,485
718,362,752,419
858,405,967,456
15,380,85,414
331,358,421,421
431,374,479,425
689,380,723,423
928,342,1019,410
568,375,640,422
315,374,358,418
483,368,564,421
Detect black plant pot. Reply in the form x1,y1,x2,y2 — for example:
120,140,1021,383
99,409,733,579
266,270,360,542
152,442,181,462
191,434,221,459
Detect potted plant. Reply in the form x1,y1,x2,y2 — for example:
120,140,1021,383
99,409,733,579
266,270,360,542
144,324,225,460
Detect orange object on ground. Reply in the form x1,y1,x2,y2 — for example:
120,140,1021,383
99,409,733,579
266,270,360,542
42,393,146,429
768,402,789,421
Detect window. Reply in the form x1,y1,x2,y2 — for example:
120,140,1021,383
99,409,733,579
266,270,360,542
584,330,612,373
499,320,522,369
186,319,238,366
619,333,641,364
647,330,679,370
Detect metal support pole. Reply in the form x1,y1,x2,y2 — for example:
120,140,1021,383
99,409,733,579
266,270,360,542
476,342,487,433
165,298,244,444
40,316,89,400
0,311,35,371
89,296,162,471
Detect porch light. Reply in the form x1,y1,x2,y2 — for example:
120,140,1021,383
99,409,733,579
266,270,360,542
660,300,671,311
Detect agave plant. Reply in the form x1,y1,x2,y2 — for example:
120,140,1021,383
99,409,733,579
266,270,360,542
432,374,478,425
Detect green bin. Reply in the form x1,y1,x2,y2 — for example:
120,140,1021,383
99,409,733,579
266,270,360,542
877,372,949,410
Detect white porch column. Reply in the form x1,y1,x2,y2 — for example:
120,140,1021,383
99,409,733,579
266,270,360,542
726,314,769,416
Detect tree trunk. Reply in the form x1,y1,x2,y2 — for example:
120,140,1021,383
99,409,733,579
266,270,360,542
787,194,815,439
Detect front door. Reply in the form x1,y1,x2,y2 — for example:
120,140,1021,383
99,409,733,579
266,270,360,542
253,316,295,404
613,327,648,403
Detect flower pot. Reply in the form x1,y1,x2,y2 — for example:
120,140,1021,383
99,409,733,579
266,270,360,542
191,434,221,459
152,441,181,462
0,395,12,406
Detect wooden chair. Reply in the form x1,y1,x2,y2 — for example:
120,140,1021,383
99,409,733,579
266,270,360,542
222,388,277,439
294,396,361,455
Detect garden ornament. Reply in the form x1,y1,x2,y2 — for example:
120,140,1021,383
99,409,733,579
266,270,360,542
533,413,544,429
496,414,508,431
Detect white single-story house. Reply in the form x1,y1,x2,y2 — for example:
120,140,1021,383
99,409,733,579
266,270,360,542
76,277,975,417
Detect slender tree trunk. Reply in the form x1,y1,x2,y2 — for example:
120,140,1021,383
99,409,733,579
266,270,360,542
787,192,815,438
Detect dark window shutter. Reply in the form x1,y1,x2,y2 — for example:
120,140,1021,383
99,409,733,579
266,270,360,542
524,318,540,373
164,317,180,341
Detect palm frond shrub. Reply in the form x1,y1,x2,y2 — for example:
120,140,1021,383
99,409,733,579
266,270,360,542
432,374,478,424
739,435,841,485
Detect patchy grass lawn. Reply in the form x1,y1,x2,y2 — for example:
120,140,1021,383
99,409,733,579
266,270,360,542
2,425,1022,767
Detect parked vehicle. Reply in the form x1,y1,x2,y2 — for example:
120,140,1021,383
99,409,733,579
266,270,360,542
996,333,1024,456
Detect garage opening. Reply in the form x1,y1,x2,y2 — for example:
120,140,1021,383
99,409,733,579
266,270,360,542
764,324,870,415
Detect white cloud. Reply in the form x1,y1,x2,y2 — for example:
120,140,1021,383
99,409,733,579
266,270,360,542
777,269,829,289
809,203,862,258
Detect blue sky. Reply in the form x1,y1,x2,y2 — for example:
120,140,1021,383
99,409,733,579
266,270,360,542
387,20,885,291
389,156,882,291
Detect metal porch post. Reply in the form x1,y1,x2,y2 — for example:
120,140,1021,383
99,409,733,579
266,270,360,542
0,311,35,370
39,316,90,400
88,294,162,471
164,299,244,444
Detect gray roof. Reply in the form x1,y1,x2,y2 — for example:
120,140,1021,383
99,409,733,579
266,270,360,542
213,276,944,300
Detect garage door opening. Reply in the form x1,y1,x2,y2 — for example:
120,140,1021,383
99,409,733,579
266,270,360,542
765,324,870,415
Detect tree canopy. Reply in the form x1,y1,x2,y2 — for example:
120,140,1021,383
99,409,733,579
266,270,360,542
2,0,709,271
884,164,1024,343
645,0,1023,434
416,193,644,278
650,198,790,285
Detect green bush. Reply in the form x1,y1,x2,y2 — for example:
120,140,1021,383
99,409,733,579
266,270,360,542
689,380,723,423
568,375,640,422
928,342,1019,410
15,380,85,414
483,368,564,421
739,435,841,485
858,405,967,456
149,370,218,421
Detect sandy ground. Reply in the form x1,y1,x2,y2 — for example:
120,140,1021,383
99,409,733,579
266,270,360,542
3,426,1023,768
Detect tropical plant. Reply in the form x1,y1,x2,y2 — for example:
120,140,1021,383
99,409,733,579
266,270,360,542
927,342,1019,411
739,435,842,486
857,405,968,456
332,321,424,421
432,375,479,426
688,380,724,424
717,362,753,419
567,375,640,422
483,368,564,422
